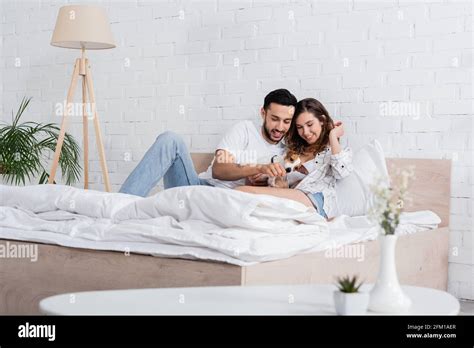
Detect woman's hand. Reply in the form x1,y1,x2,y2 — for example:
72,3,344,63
329,121,343,155
330,121,344,138
272,176,289,188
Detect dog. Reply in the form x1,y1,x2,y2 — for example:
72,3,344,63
267,151,302,188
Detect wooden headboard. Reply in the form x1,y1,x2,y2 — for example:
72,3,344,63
385,158,451,228
190,154,451,228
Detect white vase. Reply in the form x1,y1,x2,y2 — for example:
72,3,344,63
369,234,412,313
333,291,369,315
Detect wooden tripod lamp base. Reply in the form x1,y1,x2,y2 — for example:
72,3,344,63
49,5,115,192
48,51,111,192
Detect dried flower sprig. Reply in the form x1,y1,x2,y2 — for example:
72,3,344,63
368,166,415,235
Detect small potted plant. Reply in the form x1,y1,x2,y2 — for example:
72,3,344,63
333,275,369,315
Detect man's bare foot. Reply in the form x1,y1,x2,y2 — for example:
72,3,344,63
326,216,336,222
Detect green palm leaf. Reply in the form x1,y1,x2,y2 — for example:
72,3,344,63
0,97,82,185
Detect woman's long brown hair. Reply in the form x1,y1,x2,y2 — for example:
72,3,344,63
285,98,335,156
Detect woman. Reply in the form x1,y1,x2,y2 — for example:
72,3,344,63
235,98,353,220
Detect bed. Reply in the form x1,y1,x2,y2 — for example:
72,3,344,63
0,155,450,314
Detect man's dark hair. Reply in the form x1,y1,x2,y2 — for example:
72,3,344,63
263,89,297,110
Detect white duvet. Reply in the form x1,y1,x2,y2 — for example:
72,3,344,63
0,184,440,266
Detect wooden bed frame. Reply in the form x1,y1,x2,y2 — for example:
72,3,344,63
0,155,451,314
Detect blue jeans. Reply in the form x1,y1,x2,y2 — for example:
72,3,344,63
119,131,210,197
307,192,328,219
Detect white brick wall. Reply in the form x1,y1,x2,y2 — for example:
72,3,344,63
1,0,473,300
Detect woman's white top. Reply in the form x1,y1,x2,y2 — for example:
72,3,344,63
287,145,353,217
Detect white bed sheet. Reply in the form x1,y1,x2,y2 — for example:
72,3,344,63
0,184,441,266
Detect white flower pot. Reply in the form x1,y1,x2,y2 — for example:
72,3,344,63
369,234,412,313
333,291,369,315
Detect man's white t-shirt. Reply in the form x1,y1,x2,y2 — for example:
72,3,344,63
198,120,286,189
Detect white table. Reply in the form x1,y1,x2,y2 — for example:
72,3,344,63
39,284,460,315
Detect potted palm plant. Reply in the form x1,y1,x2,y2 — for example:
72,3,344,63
333,275,369,315
0,97,81,185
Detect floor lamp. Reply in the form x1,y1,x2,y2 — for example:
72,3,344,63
49,5,115,192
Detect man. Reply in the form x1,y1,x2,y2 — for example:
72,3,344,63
119,89,297,196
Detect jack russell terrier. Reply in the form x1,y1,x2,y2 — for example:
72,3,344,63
267,151,303,188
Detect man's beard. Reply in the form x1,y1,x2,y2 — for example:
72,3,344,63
263,120,284,143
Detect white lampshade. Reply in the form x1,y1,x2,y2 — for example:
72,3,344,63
51,5,115,50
